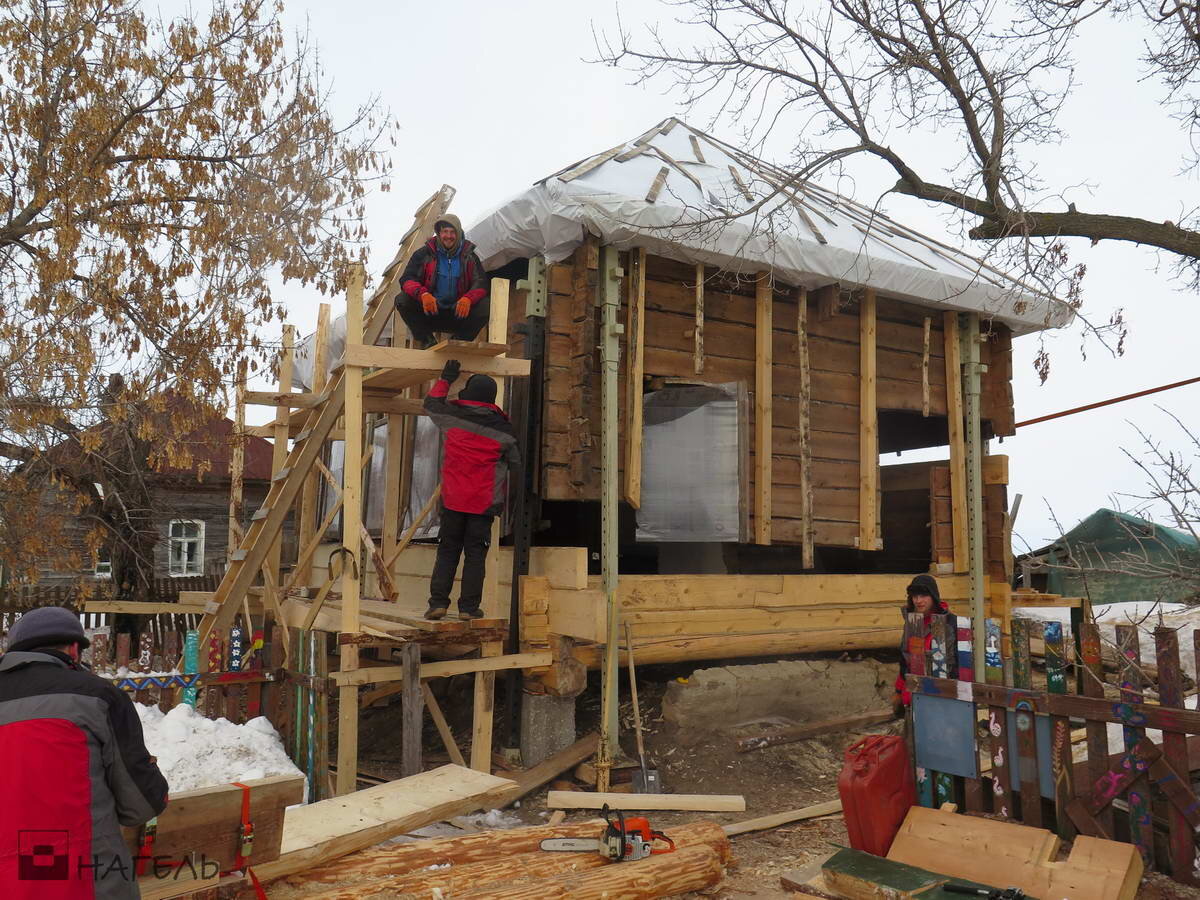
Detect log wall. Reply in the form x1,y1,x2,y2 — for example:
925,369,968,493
536,246,1017,551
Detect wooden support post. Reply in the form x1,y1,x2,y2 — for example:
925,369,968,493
383,292,407,566
335,264,366,797
1080,621,1115,837
797,287,813,569
859,288,879,551
400,642,422,777
267,326,295,583
471,640,501,772
1160,627,1199,884
598,245,623,779
693,263,704,374
754,272,772,545
1044,621,1075,840
921,317,931,417
944,311,968,574
1116,623,1152,865
296,304,330,588
228,359,247,560
623,247,646,508
482,278,510,618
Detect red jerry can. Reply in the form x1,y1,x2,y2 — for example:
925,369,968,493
837,734,916,856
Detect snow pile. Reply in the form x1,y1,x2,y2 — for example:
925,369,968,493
460,809,523,831
136,703,304,794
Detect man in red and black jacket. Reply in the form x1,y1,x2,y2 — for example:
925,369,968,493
423,359,520,620
396,213,489,349
0,606,169,899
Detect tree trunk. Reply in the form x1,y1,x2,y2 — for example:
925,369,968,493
290,820,730,890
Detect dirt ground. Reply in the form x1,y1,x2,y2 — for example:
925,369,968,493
345,657,1200,899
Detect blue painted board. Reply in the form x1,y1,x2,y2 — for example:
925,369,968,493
913,693,978,779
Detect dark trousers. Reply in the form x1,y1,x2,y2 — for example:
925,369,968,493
397,293,491,343
429,506,493,612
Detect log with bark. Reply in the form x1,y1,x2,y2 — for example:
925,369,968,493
291,820,729,893
736,710,893,752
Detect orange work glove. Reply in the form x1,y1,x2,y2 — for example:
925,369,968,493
420,292,437,315
454,296,472,319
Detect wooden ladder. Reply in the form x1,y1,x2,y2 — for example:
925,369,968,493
197,185,456,648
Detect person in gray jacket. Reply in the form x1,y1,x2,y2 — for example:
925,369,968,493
0,606,169,898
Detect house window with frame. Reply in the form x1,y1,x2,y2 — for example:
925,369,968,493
168,520,205,576
94,550,112,579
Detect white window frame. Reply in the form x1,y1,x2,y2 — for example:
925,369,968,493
167,519,205,577
93,555,112,579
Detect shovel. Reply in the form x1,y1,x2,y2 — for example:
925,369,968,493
624,622,662,793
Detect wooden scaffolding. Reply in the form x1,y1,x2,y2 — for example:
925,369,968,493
200,186,534,795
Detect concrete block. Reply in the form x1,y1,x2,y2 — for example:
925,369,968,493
520,691,576,767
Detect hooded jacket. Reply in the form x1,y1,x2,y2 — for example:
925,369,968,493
0,648,169,899
398,234,487,311
894,575,956,705
424,377,520,515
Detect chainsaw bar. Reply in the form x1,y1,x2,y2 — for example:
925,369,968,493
540,838,602,852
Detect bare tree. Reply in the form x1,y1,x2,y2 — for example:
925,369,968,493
597,1,1200,338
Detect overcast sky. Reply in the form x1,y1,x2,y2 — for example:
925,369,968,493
245,0,1200,555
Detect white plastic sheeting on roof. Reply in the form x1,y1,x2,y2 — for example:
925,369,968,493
469,118,1074,336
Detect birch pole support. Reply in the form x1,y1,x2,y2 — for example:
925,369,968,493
859,289,879,550
296,304,330,588
796,287,814,569
597,246,623,786
754,272,773,546
944,312,969,574
336,264,366,796
623,248,646,509
482,278,511,618
267,326,295,584
227,359,247,561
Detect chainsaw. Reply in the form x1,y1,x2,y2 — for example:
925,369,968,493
539,805,675,862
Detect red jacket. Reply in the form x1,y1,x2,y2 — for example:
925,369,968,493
424,378,520,515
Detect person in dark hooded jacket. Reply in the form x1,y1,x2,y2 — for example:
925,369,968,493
0,606,169,899
422,359,520,620
396,214,489,348
892,574,955,715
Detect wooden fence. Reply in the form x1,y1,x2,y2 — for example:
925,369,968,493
908,612,1200,885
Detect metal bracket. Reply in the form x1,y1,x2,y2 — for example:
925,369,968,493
516,256,549,318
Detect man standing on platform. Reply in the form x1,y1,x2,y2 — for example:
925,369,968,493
422,359,520,620
0,606,169,898
395,213,490,349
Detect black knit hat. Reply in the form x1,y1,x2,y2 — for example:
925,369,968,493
459,374,497,404
905,574,942,610
6,606,90,652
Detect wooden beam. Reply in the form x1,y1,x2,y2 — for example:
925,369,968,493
471,640,502,772
723,799,843,836
694,263,705,374
330,650,553,688
296,303,330,589
737,709,892,753
859,288,879,550
797,286,813,569
422,682,466,767
623,247,647,509
547,791,746,812
482,279,511,619
85,600,211,616
344,344,531,379
400,643,422,777
754,272,772,545
267,326,295,583
945,311,968,573
382,292,407,566
336,264,365,797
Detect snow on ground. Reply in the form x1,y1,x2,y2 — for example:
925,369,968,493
1016,599,1199,680
136,703,305,794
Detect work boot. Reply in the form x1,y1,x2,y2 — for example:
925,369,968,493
417,335,438,350
458,608,484,620
424,604,449,621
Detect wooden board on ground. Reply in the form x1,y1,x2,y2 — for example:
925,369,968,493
122,774,304,873
723,799,842,836
253,765,515,882
886,805,1142,900
547,791,746,812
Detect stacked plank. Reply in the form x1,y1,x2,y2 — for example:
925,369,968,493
270,818,729,899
